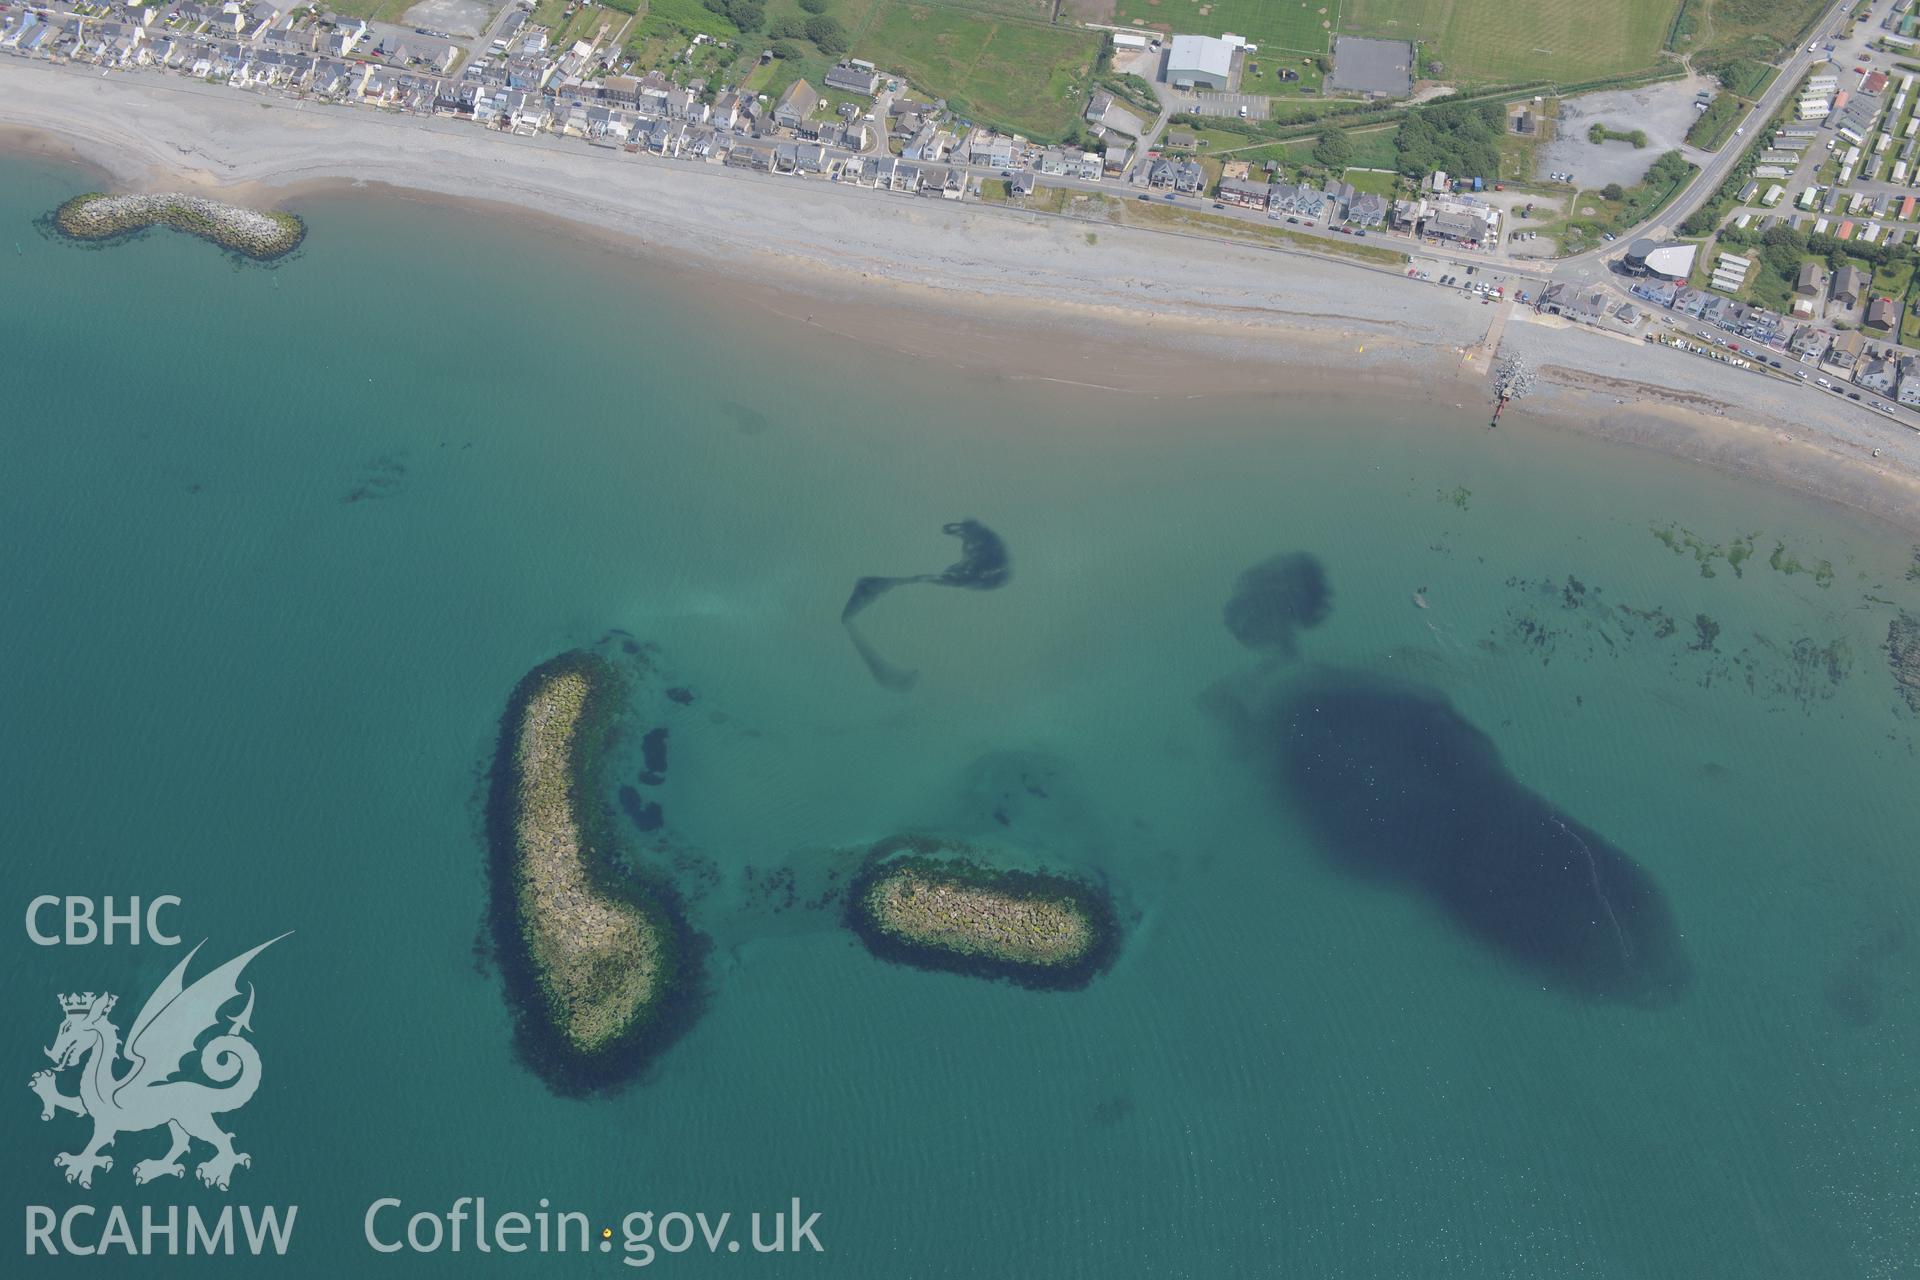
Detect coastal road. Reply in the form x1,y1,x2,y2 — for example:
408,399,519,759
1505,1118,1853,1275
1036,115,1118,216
1557,0,1856,274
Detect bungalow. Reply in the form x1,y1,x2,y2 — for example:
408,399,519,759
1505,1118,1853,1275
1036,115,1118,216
1867,295,1899,329
1796,261,1830,296
772,78,819,130
1010,171,1036,197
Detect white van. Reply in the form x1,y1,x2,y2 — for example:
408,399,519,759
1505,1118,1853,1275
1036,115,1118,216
1816,376,1832,388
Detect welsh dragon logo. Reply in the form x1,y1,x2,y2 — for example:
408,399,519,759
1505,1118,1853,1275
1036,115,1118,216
29,936,286,1191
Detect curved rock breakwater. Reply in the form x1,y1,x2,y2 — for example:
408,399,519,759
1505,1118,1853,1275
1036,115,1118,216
53,192,304,260
844,836,1119,989
485,651,702,1093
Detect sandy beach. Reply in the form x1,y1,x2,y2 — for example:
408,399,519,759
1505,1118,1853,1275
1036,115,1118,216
5,56,1920,535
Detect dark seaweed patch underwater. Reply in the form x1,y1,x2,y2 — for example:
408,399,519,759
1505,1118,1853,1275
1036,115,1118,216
1223,553,1332,655
1270,674,1690,1006
840,519,1011,690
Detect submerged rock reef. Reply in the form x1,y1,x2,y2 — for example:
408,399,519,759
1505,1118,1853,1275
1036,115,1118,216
844,836,1119,989
1266,673,1690,1005
53,192,305,260
485,651,701,1092
1889,613,1920,712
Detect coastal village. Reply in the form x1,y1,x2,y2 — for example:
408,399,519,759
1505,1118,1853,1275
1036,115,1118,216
9,0,1920,420
1538,0,1920,413
0,4,1477,233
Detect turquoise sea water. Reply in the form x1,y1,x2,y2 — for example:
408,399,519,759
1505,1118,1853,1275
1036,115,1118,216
2,154,1917,1277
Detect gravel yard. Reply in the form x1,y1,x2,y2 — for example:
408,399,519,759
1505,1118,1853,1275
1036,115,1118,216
1539,78,1714,188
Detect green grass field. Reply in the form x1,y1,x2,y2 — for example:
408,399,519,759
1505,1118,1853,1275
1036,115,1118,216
324,0,418,23
1340,0,1680,84
855,2,1100,139
1129,0,1335,55
1676,0,1829,67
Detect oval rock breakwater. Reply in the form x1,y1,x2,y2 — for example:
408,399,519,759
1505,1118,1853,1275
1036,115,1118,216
53,192,305,260
844,836,1120,989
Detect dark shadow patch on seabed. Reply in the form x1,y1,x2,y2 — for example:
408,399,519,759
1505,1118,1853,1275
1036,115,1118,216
840,519,1011,690
1223,552,1332,655
1251,672,1691,1006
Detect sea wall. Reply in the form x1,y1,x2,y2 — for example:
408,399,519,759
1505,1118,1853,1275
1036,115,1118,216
52,192,303,260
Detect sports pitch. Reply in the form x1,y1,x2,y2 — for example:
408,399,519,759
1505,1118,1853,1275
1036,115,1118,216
1339,0,1681,84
